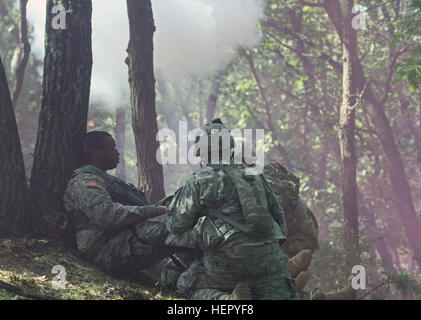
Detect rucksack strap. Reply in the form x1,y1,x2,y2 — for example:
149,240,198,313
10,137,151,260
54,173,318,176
209,211,249,234
207,165,251,234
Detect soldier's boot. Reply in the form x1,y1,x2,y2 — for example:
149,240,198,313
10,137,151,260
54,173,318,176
287,249,313,278
323,286,357,300
219,282,252,300
295,271,311,293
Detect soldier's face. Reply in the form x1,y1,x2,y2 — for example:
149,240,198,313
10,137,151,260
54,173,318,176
98,136,120,171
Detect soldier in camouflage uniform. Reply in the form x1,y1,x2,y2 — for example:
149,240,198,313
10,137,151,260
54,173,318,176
263,162,319,258
157,147,354,299
263,162,356,300
63,131,174,279
157,163,316,292
166,120,299,300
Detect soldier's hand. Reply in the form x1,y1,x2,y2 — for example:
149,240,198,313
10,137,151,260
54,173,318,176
163,195,174,206
156,206,167,216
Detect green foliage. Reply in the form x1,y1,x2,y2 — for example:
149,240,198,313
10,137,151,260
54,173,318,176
394,0,421,88
389,272,421,297
203,0,420,299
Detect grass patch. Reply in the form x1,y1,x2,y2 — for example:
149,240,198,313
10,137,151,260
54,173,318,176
0,238,180,300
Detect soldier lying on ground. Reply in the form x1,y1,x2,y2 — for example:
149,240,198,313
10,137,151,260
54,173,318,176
63,131,178,279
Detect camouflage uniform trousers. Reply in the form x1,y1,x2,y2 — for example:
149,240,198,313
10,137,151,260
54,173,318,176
113,217,200,283
156,212,319,290
177,249,299,300
108,215,172,279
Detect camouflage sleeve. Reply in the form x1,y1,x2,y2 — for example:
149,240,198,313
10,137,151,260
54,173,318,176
165,175,204,234
262,175,287,235
65,174,157,231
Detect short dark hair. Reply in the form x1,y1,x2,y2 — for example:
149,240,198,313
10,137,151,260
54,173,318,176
83,131,112,161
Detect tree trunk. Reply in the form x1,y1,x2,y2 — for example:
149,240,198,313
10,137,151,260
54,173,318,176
206,67,230,124
29,0,92,237
240,48,294,170
324,0,421,268
114,107,127,181
0,55,28,236
339,0,360,270
156,77,178,132
206,76,220,124
126,0,165,202
395,85,421,160
12,0,31,107
359,200,396,275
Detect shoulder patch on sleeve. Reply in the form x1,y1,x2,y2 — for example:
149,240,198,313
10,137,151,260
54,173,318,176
87,181,105,191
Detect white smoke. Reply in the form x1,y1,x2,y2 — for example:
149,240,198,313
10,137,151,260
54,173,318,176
26,1,46,57
90,2,130,107
25,0,264,106
153,0,264,76
26,0,130,107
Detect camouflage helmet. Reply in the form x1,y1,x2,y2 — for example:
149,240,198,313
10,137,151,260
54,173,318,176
195,119,236,161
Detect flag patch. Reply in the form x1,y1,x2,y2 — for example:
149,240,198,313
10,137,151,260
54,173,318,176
87,181,104,191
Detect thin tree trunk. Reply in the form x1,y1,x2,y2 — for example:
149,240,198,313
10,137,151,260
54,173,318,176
206,75,221,124
156,77,177,132
172,80,194,130
114,107,127,181
0,55,28,236
417,91,421,139
126,0,165,202
395,85,421,160
12,0,31,107
240,48,294,170
30,0,93,237
206,67,230,123
324,0,421,268
285,9,340,243
359,204,396,275
339,0,360,270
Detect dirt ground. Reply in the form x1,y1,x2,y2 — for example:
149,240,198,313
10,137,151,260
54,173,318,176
0,237,178,300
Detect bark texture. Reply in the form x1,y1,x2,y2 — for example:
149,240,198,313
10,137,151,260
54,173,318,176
30,0,92,237
339,0,360,270
126,0,165,202
114,107,127,181
0,55,28,236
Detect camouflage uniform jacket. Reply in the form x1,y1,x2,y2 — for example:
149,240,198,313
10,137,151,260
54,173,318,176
63,165,157,271
166,163,287,252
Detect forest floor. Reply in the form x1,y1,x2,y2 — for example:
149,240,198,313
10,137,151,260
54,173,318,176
0,237,180,300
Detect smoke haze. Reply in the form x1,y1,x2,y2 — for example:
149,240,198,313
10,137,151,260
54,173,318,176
25,0,264,107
